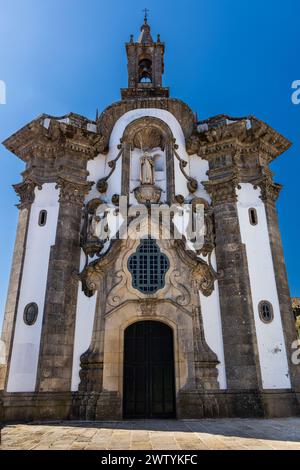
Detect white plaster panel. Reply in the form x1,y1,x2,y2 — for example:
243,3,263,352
71,251,97,391
237,183,291,389
199,252,227,389
188,154,211,203
7,183,59,392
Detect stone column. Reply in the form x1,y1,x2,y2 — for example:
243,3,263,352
36,178,92,392
204,176,262,396
259,177,300,390
1,179,38,389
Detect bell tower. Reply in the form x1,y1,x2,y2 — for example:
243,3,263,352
121,13,169,99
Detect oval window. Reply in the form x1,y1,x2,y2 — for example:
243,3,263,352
38,210,47,226
23,302,38,326
258,301,274,324
249,208,258,226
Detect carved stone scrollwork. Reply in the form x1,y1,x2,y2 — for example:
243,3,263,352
192,263,215,297
111,194,120,206
174,239,216,297
254,174,282,203
134,184,162,204
13,177,42,208
81,198,105,259
189,197,216,258
173,144,198,193
96,144,123,193
56,177,94,205
175,194,185,204
79,239,122,297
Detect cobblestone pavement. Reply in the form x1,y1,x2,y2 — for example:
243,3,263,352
1,418,300,450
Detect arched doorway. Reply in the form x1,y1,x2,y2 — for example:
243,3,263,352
123,320,176,419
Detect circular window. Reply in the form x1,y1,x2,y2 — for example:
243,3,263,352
258,301,274,323
23,302,38,326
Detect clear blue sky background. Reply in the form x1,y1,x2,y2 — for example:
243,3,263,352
0,0,299,329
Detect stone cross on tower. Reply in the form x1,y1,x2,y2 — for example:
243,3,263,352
142,8,149,22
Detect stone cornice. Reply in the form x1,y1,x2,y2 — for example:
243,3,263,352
2,113,104,163
97,97,195,149
187,115,291,163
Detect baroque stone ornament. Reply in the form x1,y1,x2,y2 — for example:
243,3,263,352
56,177,94,205
81,198,105,260
186,115,291,164
203,175,240,205
134,184,162,204
96,144,123,193
13,177,42,208
173,144,198,193
175,194,185,204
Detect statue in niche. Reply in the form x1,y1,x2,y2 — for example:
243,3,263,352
140,151,155,185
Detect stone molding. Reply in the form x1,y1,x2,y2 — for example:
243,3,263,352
187,116,291,163
97,98,195,149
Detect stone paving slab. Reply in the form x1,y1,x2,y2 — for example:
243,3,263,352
1,418,300,450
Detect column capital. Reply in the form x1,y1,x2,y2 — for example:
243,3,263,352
13,177,42,209
203,175,240,205
56,177,94,206
253,173,282,203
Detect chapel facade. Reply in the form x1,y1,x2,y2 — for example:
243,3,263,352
1,18,299,421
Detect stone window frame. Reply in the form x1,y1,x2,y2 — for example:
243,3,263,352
249,207,258,226
258,300,274,324
23,302,38,326
128,238,170,294
38,209,47,227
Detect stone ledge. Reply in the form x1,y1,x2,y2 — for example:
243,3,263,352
1,389,300,423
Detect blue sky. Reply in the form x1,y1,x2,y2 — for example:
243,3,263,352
0,0,299,328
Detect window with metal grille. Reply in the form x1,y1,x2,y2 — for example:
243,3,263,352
128,239,169,294
258,300,274,323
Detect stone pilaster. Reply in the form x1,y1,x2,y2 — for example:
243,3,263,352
36,178,93,392
204,176,262,396
1,179,39,389
258,177,300,390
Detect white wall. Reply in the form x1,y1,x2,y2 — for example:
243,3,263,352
189,154,211,203
86,153,107,201
71,252,97,391
7,183,59,392
199,252,227,389
237,183,291,389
